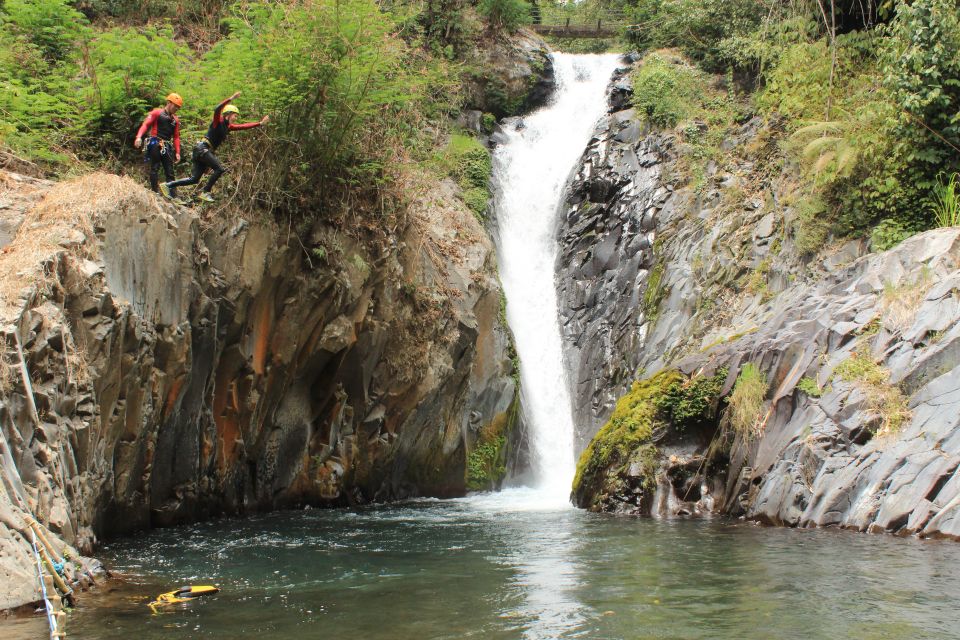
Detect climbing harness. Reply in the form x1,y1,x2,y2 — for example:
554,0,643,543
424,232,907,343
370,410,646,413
145,137,169,158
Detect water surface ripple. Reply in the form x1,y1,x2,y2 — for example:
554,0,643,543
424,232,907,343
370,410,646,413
12,491,958,640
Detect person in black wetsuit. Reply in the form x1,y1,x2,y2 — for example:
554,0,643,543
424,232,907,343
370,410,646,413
134,93,183,192
162,91,268,203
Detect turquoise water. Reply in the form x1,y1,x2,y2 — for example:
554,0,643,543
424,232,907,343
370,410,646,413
7,489,960,639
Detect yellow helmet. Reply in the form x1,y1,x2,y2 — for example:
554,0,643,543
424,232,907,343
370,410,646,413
222,105,240,116
165,92,183,107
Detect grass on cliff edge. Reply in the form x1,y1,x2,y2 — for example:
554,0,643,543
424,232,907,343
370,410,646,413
727,363,768,440
0,172,145,318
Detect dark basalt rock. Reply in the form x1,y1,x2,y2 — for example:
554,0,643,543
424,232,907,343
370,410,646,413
555,67,669,453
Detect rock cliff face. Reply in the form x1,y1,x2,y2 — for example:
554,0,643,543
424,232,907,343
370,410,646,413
561,62,960,541
0,172,517,609
556,65,666,451
462,29,555,118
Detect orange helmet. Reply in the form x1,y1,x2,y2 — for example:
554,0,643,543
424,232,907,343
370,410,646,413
165,93,184,107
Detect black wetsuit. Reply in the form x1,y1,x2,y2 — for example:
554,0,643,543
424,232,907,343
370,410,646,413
136,108,180,192
166,98,261,197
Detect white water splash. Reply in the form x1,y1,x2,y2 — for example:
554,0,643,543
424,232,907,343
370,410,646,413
491,53,621,504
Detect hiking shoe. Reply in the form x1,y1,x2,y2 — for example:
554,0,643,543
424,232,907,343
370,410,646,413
197,192,215,203
172,197,191,207
159,183,173,199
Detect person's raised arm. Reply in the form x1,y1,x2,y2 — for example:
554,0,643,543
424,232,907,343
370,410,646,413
212,91,243,126
228,115,270,131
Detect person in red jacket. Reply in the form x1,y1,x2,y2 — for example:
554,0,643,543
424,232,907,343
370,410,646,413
134,93,182,193
162,91,268,203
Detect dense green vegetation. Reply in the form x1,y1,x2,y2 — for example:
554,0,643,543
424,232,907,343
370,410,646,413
435,133,492,221
617,0,960,247
0,0,530,217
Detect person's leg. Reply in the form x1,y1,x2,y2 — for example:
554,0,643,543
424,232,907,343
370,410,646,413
161,145,175,183
167,148,207,197
147,145,162,192
201,150,227,194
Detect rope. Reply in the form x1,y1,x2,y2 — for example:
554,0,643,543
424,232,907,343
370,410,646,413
31,530,59,640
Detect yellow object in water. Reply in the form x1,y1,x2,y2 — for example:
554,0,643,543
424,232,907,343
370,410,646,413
149,585,220,609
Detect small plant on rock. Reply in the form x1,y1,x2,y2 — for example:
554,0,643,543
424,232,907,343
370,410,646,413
834,353,910,438
932,172,960,228
728,363,768,439
654,366,728,433
797,376,827,398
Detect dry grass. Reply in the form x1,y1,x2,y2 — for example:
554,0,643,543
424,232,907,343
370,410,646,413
0,171,158,319
0,345,15,396
834,353,910,439
881,266,934,332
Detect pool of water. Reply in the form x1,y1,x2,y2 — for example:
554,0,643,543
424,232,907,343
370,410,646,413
8,489,960,639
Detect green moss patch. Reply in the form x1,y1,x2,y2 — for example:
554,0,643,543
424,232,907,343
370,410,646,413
437,133,493,222
573,367,727,507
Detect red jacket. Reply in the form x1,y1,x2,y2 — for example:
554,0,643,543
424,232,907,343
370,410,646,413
136,108,181,155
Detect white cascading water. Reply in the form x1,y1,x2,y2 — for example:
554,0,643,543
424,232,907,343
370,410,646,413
490,53,621,505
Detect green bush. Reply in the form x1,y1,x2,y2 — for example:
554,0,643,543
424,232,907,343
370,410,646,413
478,0,530,32
870,218,912,251
625,0,765,72
2,0,88,61
631,54,697,128
654,366,728,432
182,0,458,213
883,0,960,176
437,133,492,220
466,435,506,490
0,0,85,164
83,25,189,153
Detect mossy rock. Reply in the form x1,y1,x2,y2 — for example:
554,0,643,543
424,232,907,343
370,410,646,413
466,388,521,491
572,367,728,511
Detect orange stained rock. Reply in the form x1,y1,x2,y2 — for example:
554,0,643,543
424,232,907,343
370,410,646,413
251,295,274,376
212,366,243,472
162,377,185,420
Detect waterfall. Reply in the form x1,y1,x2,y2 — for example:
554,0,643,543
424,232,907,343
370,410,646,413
491,53,621,502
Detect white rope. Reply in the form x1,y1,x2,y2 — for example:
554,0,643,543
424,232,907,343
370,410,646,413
31,529,59,640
